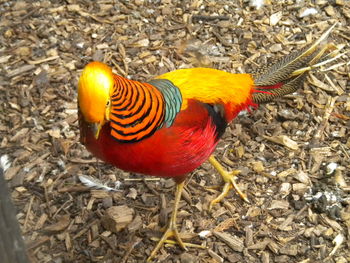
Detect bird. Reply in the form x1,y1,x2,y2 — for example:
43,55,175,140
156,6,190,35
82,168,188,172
77,24,338,261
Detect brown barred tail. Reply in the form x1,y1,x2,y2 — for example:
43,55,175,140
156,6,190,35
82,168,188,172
252,23,337,104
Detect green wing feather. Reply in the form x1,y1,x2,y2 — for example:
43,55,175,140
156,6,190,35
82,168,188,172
148,79,183,127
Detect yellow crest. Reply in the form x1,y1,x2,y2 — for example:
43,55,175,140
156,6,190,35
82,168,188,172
78,61,114,124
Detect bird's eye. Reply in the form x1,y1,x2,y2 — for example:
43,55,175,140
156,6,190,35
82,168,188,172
106,100,110,106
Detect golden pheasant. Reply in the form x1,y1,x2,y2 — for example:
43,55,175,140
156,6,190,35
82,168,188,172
78,24,337,261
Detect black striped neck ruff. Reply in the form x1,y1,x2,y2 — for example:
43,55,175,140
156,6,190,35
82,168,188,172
109,75,166,142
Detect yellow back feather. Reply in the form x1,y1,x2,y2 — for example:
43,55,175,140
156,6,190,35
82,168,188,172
157,68,254,111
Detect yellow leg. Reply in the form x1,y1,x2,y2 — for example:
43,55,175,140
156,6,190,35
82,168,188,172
147,181,187,262
208,155,249,211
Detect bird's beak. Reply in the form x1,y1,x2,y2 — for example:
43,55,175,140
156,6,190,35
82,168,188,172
93,99,111,140
92,122,103,139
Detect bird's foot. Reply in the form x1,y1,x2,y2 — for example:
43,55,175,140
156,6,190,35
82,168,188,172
208,169,248,211
208,156,249,211
147,219,186,262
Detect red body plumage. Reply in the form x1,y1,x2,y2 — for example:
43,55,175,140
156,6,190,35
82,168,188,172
80,100,219,182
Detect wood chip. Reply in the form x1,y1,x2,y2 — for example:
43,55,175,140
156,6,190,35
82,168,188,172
102,205,134,233
248,238,271,250
7,64,35,77
4,166,21,180
214,218,238,232
27,55,59,65
268,200,290,210
277,168,296,179
252,161,265,173
42,214,70,233
270,11,282,26
91,190,111,199
213,231,244,252
280,244,298,256
26,236,50,250
263,135,299,150
278,214,295,231
208,248,224,263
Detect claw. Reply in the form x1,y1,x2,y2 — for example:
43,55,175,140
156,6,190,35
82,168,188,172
208,156,249,211
147,181,195,262
147,220,187,262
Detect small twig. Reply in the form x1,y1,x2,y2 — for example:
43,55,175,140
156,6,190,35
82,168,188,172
70,6,113,24
120,237,142,263
51,172,67,191
165,24,187,31
44,185,52,217
181,186,192,205
72,219,99,240
295,204,309,219
212,29,233,47
26,55,60,65
324,74,344,95
278,205,308,230
58,185,90,193
150,237,205,249
52,194,73,219
339,144,350,160
312,96,337,142
124,178,160,182
26,236,50,250
337,32,350,41
159,193,168,226
25,153,50,171
131,205,158,212
69,158,98,164
20,8,37,20
8,64,35,78
143,178,160,196
111,60,127,77
99,235,119,256
23,195,35,232
192,15,229,22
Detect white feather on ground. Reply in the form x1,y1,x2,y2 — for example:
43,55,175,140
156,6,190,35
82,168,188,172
79,175,121,191
299,8,318,18
250,0,265,9
0,155,11,172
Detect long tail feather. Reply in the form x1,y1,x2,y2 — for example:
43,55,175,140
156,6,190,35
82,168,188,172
252,23,338,104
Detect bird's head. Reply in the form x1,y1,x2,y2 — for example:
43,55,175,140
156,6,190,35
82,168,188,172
78,61,114,138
